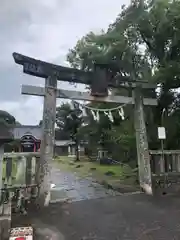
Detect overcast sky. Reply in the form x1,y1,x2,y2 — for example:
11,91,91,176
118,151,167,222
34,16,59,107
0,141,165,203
0,0,129,125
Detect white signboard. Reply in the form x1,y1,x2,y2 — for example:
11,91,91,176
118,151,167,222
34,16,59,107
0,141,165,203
158,127,166,140
9,226,33,240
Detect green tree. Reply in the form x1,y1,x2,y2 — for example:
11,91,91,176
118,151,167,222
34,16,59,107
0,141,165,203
66,0,180,163
131,0,180,149
66,3,150,161
56,102,83,161
0,110,16,145
0,110,16,126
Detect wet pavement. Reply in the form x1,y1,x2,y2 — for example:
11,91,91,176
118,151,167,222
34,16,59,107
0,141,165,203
12,163,180,239
13,191,180,239
50,163,122,203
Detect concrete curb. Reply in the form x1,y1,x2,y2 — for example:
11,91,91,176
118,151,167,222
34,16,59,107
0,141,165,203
96,179,141,194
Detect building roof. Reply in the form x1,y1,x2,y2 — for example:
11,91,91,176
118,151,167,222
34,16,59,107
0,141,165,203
11,126,88,146
55,140,75,146
12,126,42,140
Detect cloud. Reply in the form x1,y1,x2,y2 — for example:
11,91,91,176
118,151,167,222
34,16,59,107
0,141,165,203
0,0,130,125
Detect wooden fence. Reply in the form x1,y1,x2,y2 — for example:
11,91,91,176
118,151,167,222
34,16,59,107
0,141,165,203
0,152,40,239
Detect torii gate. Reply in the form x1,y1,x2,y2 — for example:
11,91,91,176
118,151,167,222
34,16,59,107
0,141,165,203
12,52,157,205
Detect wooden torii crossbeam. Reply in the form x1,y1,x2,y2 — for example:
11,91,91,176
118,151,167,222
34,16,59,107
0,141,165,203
13,52,157,204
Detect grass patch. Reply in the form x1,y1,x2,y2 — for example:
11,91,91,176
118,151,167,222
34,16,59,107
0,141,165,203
55,156,139,191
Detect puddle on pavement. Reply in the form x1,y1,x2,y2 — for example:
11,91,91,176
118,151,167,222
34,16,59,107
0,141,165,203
50,165,120,203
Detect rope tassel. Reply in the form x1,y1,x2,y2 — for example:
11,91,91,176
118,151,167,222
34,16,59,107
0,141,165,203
118,107,125,120
70,101,75,110
82,107,87,117
68,98,127,122
104,111,114,122
91,110,100,121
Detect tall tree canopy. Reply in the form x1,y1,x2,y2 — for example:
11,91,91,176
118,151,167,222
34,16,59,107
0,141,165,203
65,0,180,162
0,110,16,126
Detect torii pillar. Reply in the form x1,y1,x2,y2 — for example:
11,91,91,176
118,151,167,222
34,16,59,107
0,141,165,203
12,52,157,202
38,76,57,206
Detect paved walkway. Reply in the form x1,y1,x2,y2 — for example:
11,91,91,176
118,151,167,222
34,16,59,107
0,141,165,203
50,164,121,203
12,164,180,240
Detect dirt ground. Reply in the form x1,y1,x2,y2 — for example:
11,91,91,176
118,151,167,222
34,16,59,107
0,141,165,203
12,193,180,240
